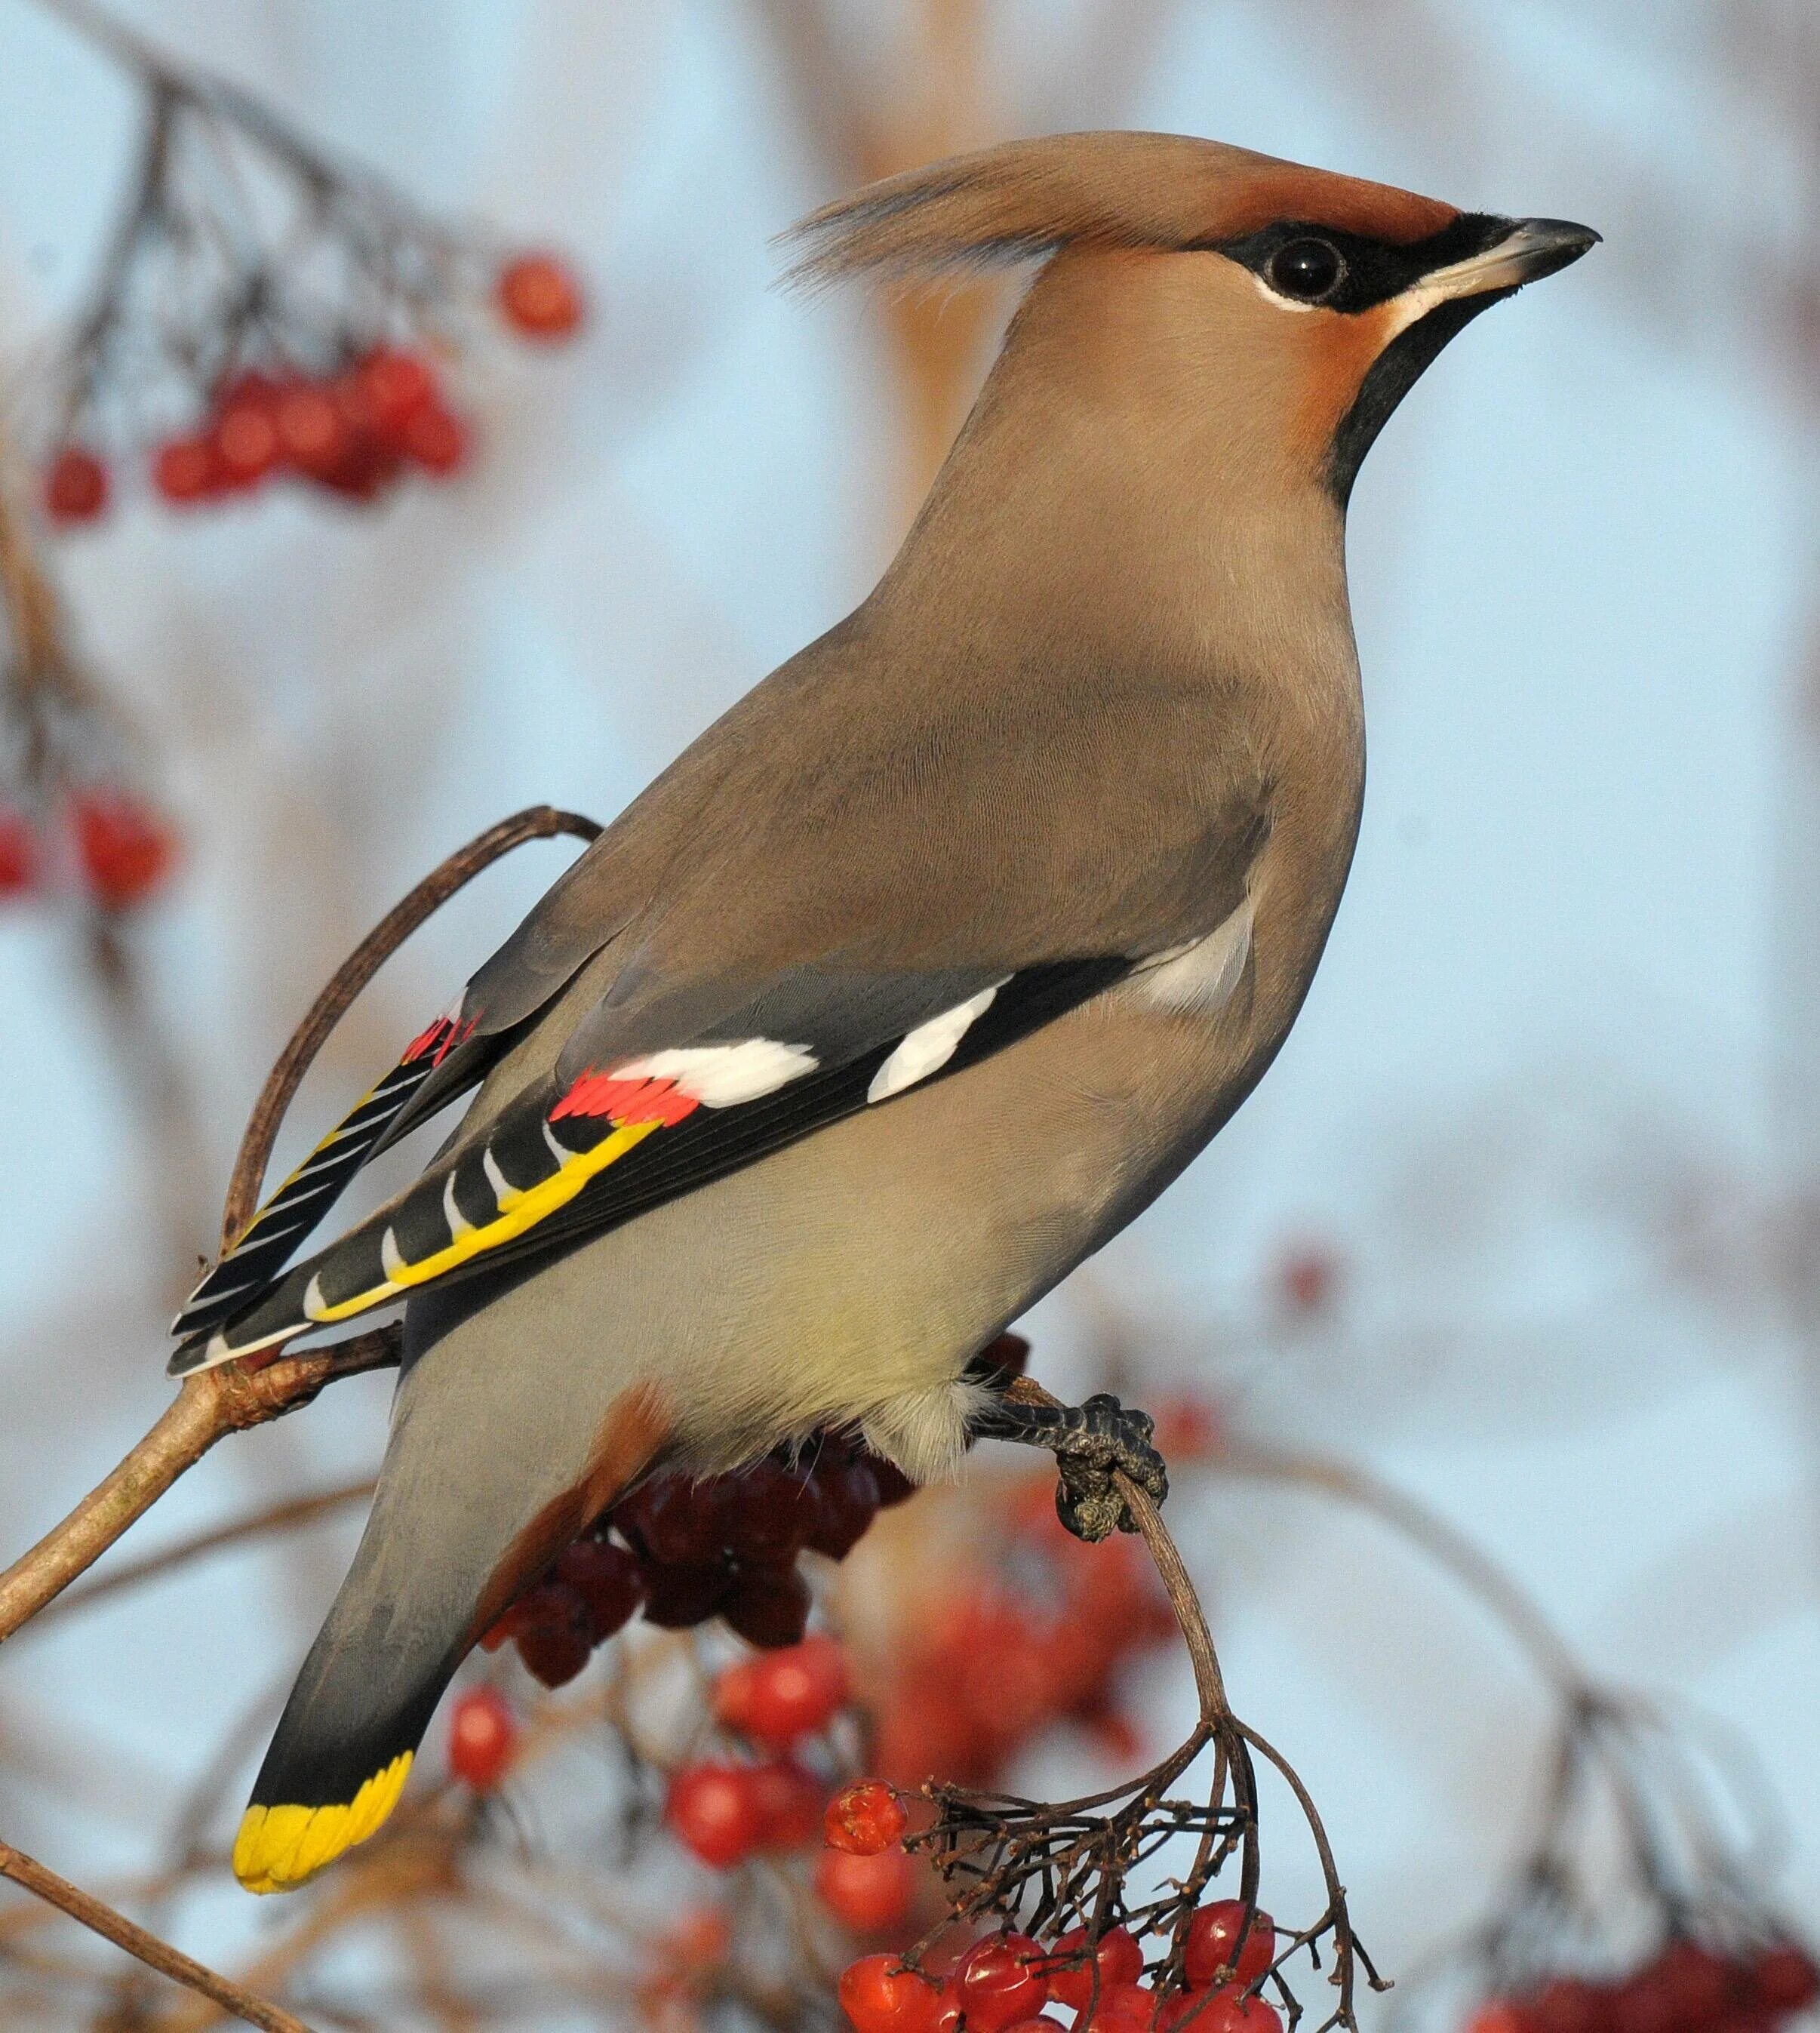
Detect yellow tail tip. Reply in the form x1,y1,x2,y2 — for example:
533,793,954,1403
232,1751,413,1893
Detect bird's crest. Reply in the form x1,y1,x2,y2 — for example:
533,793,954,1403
779,131,1457,292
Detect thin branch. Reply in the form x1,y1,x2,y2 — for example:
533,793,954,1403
221,804,601,1244
26,1477,375,1631
0,1835,312,2033
0,1330,398,1644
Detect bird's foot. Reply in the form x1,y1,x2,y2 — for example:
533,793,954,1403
970,1386,1169,1543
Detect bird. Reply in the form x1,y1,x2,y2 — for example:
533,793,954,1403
169,131,1597,1894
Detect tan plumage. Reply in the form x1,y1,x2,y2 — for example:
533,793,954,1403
186,131,1597,1893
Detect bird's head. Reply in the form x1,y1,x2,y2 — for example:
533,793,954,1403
784,131,1597,509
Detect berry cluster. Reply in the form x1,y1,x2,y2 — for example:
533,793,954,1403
477,1333,1031,1684
478,1427,915,1685
875,1478,1176,1791
0,786,176,910
29,38,583,528
838,1899,1285,2032
1468,1939,1818,2033
664,1637,927,1936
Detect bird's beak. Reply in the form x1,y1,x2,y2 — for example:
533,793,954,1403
1417,217,1601,303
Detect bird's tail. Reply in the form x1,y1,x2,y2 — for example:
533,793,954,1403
234,1333,667,1893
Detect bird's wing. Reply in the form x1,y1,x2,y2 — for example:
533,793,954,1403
168,953,1131,1373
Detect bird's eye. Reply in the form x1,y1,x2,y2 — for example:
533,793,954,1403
1267,238,1344,302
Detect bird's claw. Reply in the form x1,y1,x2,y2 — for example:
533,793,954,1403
1048,1393,1169,1544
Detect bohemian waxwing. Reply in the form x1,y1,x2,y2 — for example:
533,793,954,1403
169,131,1597,1892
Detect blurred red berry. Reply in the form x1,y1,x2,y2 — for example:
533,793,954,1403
43,446,108,523
497,251,585,340
716,1634,850,1746
73,789,176,909
1651,1943,1732,2025
275,382,349,476
1046,1926,1145,2013
554,1538,644,1641
666,1761,764,1868
1277,1244,1339,1315
748,1758,823,1850
825,1781,908,1856
1466,2004,1537,2033
1184,1903,1276,1991
1751,1943,1818,2011
1532,1976,1604,2033
152,435,220,504
838,1954,942,2033
0,811,37,897
401,402,469,476
214,389,281,486
1612,1969,1676,2033
358,346,439,438
816,1847,915,1934
953,1933,1050,2032
447,1686,517,1789
721,1561,813,1649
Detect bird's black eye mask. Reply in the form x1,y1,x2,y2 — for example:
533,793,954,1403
1202,211,1514,313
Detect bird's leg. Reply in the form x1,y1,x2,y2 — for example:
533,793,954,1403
967,1368,1169,1543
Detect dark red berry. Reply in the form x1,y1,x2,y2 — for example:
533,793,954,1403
868,1458,919,1508
640,1558,735,1629
1751,1943,1818,2012
725,1461,823,1564
0,812,37,896
721,1561,812,1649
808,1461,881,1560
554,1538,644,1641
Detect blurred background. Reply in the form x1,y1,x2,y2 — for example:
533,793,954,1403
0,2,1813,2028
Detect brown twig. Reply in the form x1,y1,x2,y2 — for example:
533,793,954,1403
0,1329,399,1645
0,1835,312,2032
220,804,601,1244
27,1476,377,1631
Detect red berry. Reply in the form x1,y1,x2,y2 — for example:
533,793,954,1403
497,251,586,340
1612,1970,1676,2033
554,1538,645,1641
838,1954,942,2033
621,1476,733,1566
214,389,281,485
1466,2006,1537,2033
0,812,37,896
401,402,469,475
1751,1943,1818,2011
727,1461,824,1563
358,347,438,438
1278,1245,1339,1314
515,1618,590,1687
977,1332,1031,1378
72,789,176,909
954,1933,1050,2032
640,1557,736,1629
816,1847,915,1933
808,1460,882,1559
274,382,349,475
825,1781,908,1856
716,1634,850,1745
43,446,108,523
152,435,220,504
666,1761,764,1868
1046,1926,1145,2013
1081,1984,1155,2031
1184,1903,1275,1991
1191,1994,1281,2033
748,1758,823,1849
869,1457,919,1508
1532,1977,1604,2033
447,1686,517,1789
1649,1943,1732,2025
721,1561,812,1649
